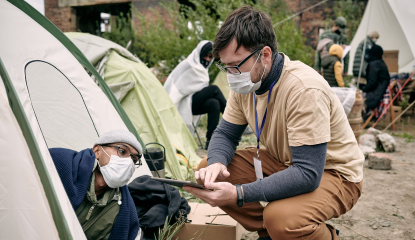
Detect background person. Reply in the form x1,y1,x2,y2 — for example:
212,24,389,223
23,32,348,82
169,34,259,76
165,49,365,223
352,30,380,88
314,16,349,76
164,41,226,149
49,129,141,240
322,44,345,87
184,6,363,240
362,45,390,112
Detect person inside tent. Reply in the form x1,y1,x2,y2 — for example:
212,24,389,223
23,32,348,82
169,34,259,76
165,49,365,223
49,130,141,240
314,16,349,76
164,41,227,150
352,30,380,89
362,45,390,118
322,44,345,87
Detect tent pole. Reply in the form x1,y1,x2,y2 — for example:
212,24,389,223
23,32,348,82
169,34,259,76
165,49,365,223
357,0,373,90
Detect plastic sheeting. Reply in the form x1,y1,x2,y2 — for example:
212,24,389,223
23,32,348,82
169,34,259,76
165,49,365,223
331,87,357,116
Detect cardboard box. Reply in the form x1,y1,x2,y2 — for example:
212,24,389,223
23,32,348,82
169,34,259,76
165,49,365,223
380,105,402,124
383,50,399,73
174,203,245,240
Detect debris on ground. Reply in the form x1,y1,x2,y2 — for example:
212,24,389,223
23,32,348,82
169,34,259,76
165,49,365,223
368,152,392,170
377,133,396,152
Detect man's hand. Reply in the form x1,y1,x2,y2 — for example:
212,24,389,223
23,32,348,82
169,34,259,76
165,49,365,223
183,182,237,207
195,162,230,188
342,72,347,77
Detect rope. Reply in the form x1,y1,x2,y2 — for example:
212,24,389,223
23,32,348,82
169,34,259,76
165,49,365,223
359,70,415,146
273,0,329,27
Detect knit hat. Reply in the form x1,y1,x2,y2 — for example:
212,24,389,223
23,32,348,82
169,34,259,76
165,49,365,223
95,129,142,155
367,30,380,39
335,16,347,29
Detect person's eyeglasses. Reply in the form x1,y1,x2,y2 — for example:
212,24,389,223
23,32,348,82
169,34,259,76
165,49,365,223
216,48,262,75
101,144,142,167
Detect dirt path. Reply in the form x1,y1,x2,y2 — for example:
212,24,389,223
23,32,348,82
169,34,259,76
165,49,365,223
326,134,415,240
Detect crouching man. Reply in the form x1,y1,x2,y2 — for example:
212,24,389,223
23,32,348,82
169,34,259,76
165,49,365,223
184,6,364,240
50,129,141,240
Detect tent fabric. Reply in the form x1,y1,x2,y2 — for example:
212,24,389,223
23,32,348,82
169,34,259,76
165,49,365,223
6,0,144,149
348,0,415,74
66,33,201,180
0,1,151,239
213,71,231,100
0,71,60,240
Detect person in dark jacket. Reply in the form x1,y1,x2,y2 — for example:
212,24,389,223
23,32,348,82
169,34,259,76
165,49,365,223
362,45,390,110
352,30,379,87
49,129,141,240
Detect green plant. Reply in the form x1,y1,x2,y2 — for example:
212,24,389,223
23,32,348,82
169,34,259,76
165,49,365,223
156,212,216,240
324,0,366,43
101,12,149,60
134,0,314,81
391,132,415,143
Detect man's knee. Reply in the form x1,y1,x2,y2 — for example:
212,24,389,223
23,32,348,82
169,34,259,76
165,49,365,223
205,98,220,112
196,157,208,171
263,201,301,236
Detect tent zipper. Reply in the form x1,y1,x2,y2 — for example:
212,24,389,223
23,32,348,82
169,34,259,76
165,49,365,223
83,201,118,231
86,203,98,221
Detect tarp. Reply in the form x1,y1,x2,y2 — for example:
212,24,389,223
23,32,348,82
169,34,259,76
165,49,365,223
0,1,150,239
65,33,201,180
348,0,415,74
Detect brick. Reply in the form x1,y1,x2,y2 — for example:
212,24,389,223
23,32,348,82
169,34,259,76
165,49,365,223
368,153,392,170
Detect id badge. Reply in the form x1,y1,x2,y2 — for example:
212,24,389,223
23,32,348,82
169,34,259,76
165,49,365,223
253,157,264,180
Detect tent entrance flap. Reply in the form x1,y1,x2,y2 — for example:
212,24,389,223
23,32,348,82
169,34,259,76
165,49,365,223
0,57,73,240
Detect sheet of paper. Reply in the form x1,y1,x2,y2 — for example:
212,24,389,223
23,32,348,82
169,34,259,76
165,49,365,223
253,157,264,180
342,45,352,60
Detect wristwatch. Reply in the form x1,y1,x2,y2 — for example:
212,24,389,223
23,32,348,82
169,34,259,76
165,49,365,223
235,184,243,207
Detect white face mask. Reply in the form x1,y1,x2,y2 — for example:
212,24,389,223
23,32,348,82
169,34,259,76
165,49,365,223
227,53,266,95
372,38,378,43
98,146,135,188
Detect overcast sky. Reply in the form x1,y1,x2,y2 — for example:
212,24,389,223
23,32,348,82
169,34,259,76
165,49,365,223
25,0,44,15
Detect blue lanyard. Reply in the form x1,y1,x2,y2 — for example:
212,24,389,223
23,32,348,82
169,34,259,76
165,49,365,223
254,80,277,158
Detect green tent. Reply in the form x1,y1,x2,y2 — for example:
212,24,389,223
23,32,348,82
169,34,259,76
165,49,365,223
213,71,230,100
66,33,201,180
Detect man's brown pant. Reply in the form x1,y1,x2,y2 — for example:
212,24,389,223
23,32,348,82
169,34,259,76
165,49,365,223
196,148,363,240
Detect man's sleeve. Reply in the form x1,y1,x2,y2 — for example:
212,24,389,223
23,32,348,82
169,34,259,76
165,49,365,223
207,120,246,167
208,90,248,166
286,88,331,146
334,61,345,87
222,90,248,125
242,143,327,203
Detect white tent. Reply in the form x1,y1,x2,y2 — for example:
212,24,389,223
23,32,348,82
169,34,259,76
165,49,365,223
0,1,150,239
348,0,415,74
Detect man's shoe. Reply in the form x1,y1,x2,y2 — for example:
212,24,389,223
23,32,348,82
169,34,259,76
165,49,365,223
257,237,272,240
204,140,210,150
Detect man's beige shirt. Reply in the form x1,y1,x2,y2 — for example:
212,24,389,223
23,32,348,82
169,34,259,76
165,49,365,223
223,54,364,182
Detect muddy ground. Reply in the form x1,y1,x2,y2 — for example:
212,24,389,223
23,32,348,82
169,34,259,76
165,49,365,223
192,112,415,240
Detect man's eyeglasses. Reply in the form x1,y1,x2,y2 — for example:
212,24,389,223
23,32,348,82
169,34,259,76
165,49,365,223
100,144,142,167
216,48,262,75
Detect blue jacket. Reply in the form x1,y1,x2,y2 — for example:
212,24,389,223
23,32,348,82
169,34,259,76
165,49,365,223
49,148,139,240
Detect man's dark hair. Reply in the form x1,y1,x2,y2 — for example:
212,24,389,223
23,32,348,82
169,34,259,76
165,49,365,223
213,6,278,60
